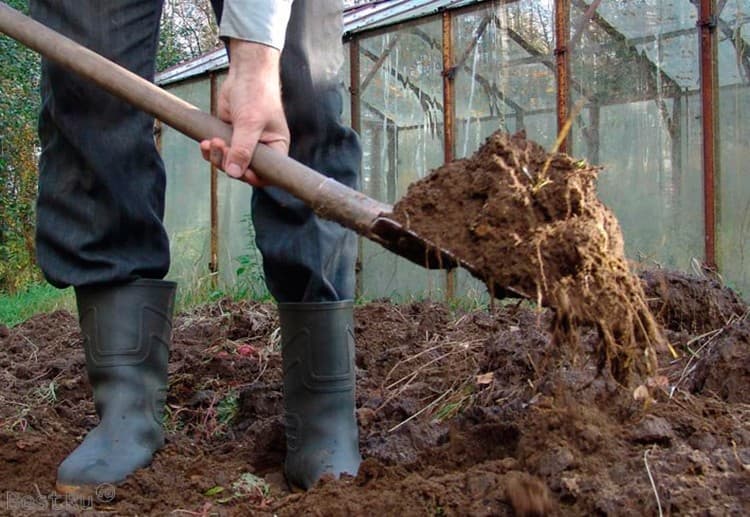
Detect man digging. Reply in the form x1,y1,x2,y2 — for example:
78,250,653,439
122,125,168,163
30,0,361,496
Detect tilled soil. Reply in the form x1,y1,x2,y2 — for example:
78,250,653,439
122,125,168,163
0,270,748,515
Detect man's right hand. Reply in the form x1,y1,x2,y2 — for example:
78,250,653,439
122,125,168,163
199,39,290,187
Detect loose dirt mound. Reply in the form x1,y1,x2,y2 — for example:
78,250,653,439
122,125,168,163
392,131,663,381
0,271,747,515
641,269,750,405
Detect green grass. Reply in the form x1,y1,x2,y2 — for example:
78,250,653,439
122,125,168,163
173,272,273,315
0,267,271,328
0,283,75,327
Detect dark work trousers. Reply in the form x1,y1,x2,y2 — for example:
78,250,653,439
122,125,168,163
31,0,360,303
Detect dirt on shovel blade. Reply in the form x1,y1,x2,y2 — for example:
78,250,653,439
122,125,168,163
391,131,664,382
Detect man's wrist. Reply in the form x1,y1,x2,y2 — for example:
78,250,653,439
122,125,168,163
228,39,281,77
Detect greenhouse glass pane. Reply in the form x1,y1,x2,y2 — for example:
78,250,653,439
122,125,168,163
570,3,698,103
162,78,212,289
582,2,699,90
359,21,445,126
716,27,750,87
719,0,750,85
594,0,697,39
718,1,750,299
570,1,703,273
720,0,750,18
202,73,268,299
358,18,445,299
342,42,352,127
454,1,556,155
638,34,700,90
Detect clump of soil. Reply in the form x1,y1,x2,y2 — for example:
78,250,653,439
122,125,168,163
641,270,750,404
0,273,747,515
641,268,747,335
392,131,663,381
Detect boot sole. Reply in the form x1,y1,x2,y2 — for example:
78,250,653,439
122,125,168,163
55,481,118,503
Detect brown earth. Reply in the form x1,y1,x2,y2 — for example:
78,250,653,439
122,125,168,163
0,269,748,515
392,131,663,382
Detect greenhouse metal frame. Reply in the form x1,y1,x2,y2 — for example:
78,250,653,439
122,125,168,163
156,0,750,300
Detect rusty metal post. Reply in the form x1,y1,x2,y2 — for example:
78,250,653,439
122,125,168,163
699,0,719,269
350,39,364,299
442,10,457,302
209,73,219,287
555,0,571,154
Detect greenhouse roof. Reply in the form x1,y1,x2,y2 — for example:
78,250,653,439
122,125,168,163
156,45,228,86
156,0,483,85
157,0,750,114
343,0,481,35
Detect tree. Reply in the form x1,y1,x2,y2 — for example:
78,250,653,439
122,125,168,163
0,0,41,292
157,0,220,71
0,1,220,292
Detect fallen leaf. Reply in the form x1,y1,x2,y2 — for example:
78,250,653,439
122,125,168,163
205,486,224,497
477,372,494,385
633,385,651,401
646,375,669,389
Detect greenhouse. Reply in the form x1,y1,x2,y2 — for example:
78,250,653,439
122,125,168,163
2,1,750,512
156,0,750,301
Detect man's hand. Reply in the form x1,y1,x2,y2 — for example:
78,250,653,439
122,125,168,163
200,40,290,187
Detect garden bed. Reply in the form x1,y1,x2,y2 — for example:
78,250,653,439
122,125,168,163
0,270,747,515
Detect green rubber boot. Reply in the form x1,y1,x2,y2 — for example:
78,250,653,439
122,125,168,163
56,279,176,498
279,301,361,490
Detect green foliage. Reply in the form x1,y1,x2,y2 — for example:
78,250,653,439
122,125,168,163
232,214,270,301
0,1,219,295
216,391,239,426
0,0,42,293
179,213,270,305
156,0,219,72
204,485,225,497
216,472,272,505
0,283,75,327
34,380,58,405
234,251,268,301
157,13,191,72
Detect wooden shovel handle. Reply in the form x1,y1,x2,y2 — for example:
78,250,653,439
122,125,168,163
0,1,391,234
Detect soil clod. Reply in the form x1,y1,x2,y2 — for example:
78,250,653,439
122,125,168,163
392,131,664,382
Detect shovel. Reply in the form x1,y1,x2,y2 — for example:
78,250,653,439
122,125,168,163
0,2,523,299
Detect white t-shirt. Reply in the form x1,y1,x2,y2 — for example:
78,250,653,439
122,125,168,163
219,0,294,50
